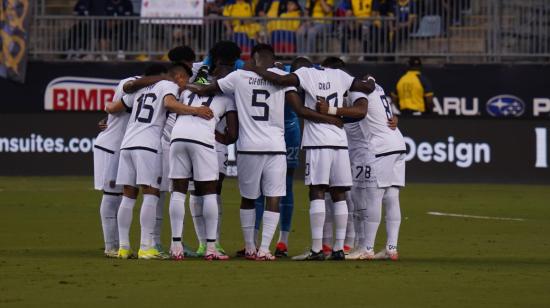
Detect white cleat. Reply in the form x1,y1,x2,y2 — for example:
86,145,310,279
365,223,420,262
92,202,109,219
255,250,276,261
345,248,375,260
374,248,399,261
104,249,119,258
170,242,185,261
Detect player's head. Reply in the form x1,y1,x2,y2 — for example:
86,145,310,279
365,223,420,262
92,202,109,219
321,56,346,69
290,57,312,72
168,45,196,66
210,40,242,67
143,63,168,76
251,43,275,66
169,63,193,88
408,57,422,69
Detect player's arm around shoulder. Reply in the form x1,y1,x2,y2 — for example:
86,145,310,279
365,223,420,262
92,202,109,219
246,63,299,87
317,95,368,119
163,94,214,120
104,99,127,114
286,90,343,128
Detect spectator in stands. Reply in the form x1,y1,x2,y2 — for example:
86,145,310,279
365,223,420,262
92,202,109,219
391,0,417,52
204,0,226,50
67,0,105,59
391,57,434,115
297,0,334,54
257,0,302,53
223,0,262,53
339,0,382,58
100,0,134,60
372,0,394,58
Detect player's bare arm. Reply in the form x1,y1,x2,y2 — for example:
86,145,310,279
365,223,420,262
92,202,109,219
248,65,299,87
316,97,368,119
286,91,343,128
225,111,239,144
388,115,398,130
104,100,126,114
185,81,221,97
349,78,375,95
123,75,171,94
163,94,214,120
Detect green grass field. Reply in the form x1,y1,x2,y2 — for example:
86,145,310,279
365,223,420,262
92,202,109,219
1,177,549,307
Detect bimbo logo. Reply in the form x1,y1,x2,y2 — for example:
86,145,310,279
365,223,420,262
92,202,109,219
486,95,525,117
44,77,119,111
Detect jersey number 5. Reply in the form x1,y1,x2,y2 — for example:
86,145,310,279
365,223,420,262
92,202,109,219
135,93,157,123
251,89,270,121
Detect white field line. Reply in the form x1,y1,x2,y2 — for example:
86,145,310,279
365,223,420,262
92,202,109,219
427,211,526,222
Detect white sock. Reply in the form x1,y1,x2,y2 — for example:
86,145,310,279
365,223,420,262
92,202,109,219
140,194,159,250
351,187,367,249
189,194,206,245
322,194,333,247
117,196,136,250
259,210,280,253
278,231,289,245
345,192,355,248
169,192,186,243
202,194,218,250
153,192,166,247
216,194,222,243
355,209,366,249
384,187,401,250
240,209,256,252
310,199,325,252
333,201,348,251
365,187,384,250
100,194,121,251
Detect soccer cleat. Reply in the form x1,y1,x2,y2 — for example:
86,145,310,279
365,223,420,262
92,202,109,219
274,242,288,257
345,248,375,260
374,248,399,261
235,248,246,258
256,250,276,261
170,242,185,261
204,249,229,261
183,245,198,258
215,243,226,255
292,249,326,261
155,244,171,259
117,247,133,259
196,243,207,257
104,249,118,258
343,245,353,255
138,248,164,260
245,249,257,260
322,244,332,257
328,250,346,261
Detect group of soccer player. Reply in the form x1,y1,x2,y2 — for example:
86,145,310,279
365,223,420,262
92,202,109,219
93,40,406,261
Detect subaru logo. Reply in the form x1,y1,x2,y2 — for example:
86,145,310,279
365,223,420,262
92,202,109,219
486,95,525,117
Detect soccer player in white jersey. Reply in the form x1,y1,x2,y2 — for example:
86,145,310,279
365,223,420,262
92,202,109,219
317,78,406,260
250,57,374,261
94,64,171,258
105,64,214,260
168,62,238,261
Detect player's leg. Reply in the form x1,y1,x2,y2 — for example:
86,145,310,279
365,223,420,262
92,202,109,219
346,187,374,260
364,186,384,254
275,167,295,257
381,186,401,260
115,149,138,259
256,154,286,261
254,194,265,247
344,191,355,254
153,141,170,254
215,173,226,253
188,186,207,256
322,192,333,256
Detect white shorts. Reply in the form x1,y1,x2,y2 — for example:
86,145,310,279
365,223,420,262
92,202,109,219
367,153,406,188
169,141,219,182
305,148,352,187
93,147,122,193
116,149,162,188
349,148,377,188
237,154,286,199
216,142,228,175
160,139,171,192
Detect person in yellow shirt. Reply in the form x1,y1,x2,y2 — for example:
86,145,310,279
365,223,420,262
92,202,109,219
340,0,375,54
223,0,261,40
297,0,334,53
391,57,435,115
269,0,302,53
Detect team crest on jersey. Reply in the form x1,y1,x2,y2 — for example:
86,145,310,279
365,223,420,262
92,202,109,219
486,95,525,117
44,77,119,111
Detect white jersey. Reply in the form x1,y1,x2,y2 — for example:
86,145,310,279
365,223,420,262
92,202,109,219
171,89,236,147
344,91,369,151
94,76,137,152
293,67,356,148
120,80,179,153
366,84,406,156
217,68,292,153
162,113,176,143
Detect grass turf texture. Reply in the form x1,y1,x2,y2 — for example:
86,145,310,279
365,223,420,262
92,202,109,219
0,177,549,307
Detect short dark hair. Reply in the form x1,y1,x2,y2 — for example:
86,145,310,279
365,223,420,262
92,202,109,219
408,57,422,68
251,43,275,58
143,63,168,76
321,56,346,69
210,40,242,66
168,46,196,63
169,62,193,77
290,57,312,72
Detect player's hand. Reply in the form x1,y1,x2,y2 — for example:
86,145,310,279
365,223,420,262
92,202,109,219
274,62,285,70
328,116,344,128
316,97,329,114
215,131,228,145
98,117,108,131
194,106,214,120
388,115,398,130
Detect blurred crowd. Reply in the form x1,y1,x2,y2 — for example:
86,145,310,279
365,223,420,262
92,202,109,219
67,0,471,60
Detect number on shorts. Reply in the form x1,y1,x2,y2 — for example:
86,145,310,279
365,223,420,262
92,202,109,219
380,95,393,121
135,93,157,123
305,163,310,176
355,165,371,179
251,89,270,121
